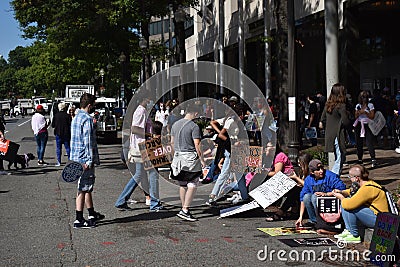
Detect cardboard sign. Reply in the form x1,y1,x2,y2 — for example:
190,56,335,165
317,197,340,213
231,146,263,173
369,212,400,267
258,227,316,236
249,171,297,209
219,200,260,218
138,136,174,170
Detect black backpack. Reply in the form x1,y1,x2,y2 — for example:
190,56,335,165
366,184,399,215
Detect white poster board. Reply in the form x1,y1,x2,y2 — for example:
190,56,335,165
219,200,260,218
249,171,297,209
288,97,296,122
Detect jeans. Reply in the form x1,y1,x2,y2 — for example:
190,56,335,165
211,150,231,197
206,160,218,181
303,193,318,223
55,135,70,163
35,132,48,161
231,174,249,200
355,124,376,161
332,137,345,175
114,162,161,209
341,206,376,237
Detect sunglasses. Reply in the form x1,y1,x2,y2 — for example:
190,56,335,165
312,166,324,172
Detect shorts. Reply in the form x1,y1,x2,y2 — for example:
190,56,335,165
77,167,95,192
178,177,200,188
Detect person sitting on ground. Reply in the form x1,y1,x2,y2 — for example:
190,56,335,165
295,159,346,228
264,142,299,221
332,164,389,244
289,152,313,187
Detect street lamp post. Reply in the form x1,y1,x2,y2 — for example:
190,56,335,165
119,52,126,108
139,37,148,84
174,6,186,102
99,68,105,96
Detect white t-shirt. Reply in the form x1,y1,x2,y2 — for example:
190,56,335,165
355,103,374,120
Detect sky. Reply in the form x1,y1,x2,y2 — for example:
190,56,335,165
0,1,32,61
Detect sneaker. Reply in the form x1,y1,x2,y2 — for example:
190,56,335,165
88,211,105,222
395,147,400,154
371,159,378,168
177,209,198,221
227,194,240,202
38,161,48,166
54,162,61,167
150,205,165,212
127,199,138,204
73,219,95,229
205,198,217,206
145,198,151,206
116,203,133,211
334,229,351,239
341,235,361,244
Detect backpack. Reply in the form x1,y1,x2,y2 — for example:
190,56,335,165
366,184,399,215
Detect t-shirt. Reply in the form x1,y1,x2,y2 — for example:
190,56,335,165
271,152,294,175
171,118,201,152
355,103,374,120
130,105,146,150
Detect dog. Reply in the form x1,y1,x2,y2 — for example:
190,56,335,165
8,153,35,170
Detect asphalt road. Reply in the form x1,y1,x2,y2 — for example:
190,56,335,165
0,115,391,266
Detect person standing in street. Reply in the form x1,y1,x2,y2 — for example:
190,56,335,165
0,114,6,171
70,93,104,229
115,97,164,212
51,102,71,166
319,83,352,175
31,105,50,166
170,105,205,221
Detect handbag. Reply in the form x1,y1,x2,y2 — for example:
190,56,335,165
368,111,386,136
128,145,143,163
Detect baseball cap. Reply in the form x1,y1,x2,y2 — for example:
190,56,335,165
309,159,323,172
36,105,44,111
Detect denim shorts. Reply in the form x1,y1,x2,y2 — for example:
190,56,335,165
77,167,95,192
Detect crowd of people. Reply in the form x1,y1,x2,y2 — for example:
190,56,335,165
1,88,399,248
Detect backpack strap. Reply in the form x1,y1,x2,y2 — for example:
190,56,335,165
365,184,384,214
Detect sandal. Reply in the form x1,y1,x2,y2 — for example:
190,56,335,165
265,214,284,222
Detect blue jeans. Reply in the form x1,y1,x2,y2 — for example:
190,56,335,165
341,206,376,237
211,150,231,197
303,193,318,223
332,137,345,175
55,135,70,163
206,160,218,181
232,174,249,200
35,132,48,161
114,163,161,210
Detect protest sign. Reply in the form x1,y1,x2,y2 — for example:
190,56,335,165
258,227,316,237
138,136,174,170
249,171,297,209
230,145,263,173
219,200,260,218
279,237,335,247
369,212,400,267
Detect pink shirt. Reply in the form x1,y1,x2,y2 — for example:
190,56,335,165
272,152,294,175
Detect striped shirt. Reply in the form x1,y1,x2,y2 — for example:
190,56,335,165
70,109,99,167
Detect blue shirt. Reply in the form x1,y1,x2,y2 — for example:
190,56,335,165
299,170,346,202
70,109,99,167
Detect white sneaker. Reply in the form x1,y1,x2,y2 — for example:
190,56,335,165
55,162,61,167
145,198,151,206
227,193,239,202
231,195,243,205
395,147,400,154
